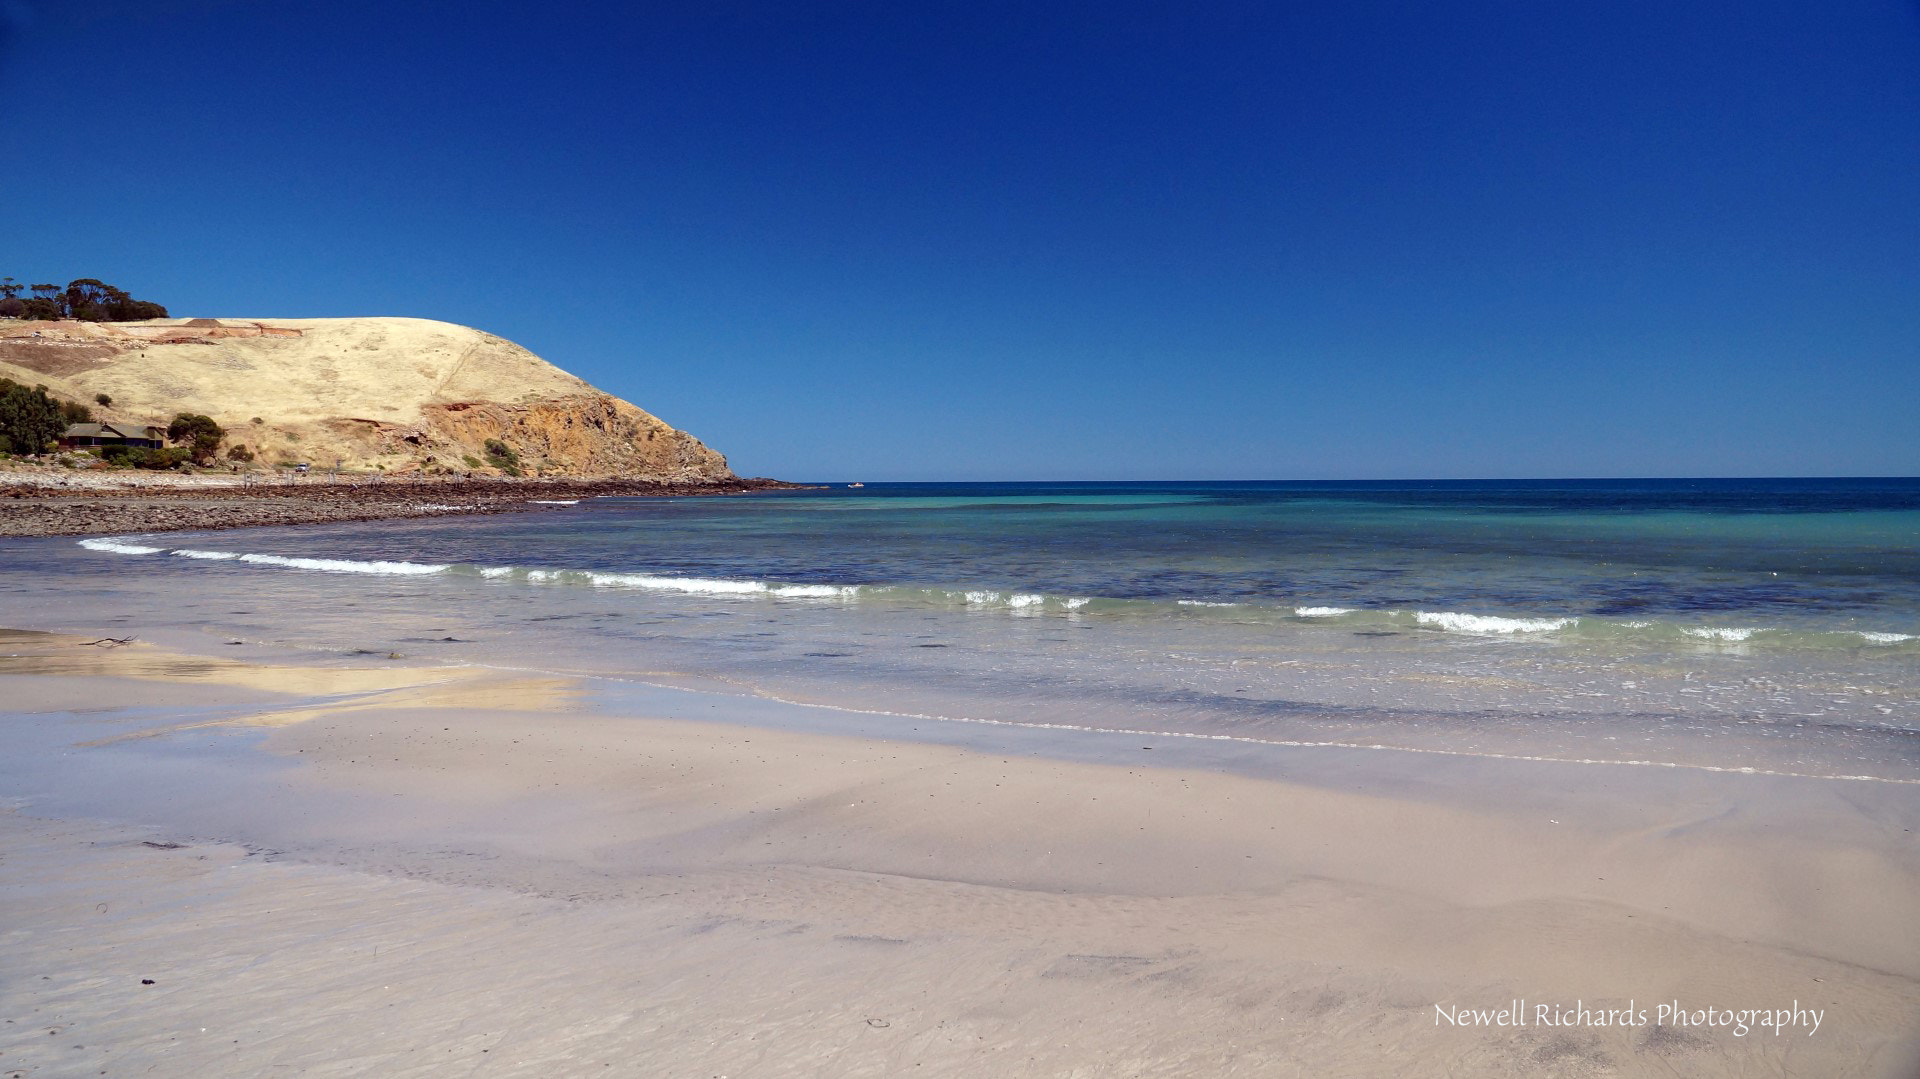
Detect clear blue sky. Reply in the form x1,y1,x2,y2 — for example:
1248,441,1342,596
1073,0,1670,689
4,1,1915,479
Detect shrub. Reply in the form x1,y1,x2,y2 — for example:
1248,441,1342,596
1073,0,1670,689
226,444,255,462
94,393,112,407
483,438,522,476
462,454,484,470
125,447,192,470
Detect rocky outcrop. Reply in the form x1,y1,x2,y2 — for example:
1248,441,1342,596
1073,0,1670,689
0,317,733,479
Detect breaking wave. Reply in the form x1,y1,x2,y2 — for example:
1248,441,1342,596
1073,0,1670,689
1682,626,1759,642
1414,611,1577,634
77,538,164,555
70,535,1920,650
236,553,450,575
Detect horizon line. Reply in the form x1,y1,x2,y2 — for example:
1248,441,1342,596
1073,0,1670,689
781,475,1920,484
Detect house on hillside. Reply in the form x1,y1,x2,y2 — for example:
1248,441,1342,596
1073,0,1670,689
59,422,165,451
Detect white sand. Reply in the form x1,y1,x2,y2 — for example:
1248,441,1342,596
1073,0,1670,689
3,632,1917,1076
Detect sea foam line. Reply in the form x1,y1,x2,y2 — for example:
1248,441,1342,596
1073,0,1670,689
66,538,1920,644
1683,626,1759,642
233,553,450,575
1414,611,1576,634
78,538,164,555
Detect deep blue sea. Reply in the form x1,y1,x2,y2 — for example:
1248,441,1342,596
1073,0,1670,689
8,479,1919,779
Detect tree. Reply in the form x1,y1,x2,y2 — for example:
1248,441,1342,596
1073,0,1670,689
0,278,19,299
0,380,67,454
64,279,107,320
7,278,167,321
168,412,225,463
20,284,61,320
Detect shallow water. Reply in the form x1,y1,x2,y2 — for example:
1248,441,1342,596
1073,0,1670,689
6,479,1918,780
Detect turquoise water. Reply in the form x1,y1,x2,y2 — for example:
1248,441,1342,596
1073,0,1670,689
8,479,1919,779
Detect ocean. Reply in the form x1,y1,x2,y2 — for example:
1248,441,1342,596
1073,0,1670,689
8,478,1919,781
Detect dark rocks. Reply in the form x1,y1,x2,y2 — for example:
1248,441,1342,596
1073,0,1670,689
0,477,812,538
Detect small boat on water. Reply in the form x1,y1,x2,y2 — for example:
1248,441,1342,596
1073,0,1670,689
847,482,865,487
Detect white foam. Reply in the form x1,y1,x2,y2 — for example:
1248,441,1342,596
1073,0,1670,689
413,504,472,511
1415,611,1575,634
236,553,450,575
962,590,1000,606
1062,597,1091,610
1178,600,1239,608
1682,626,1757,642
529,499,579,505
77,538,163,555
1857,631,1916,644
171,549,240,561
590,573,766,595
1007,593,1046,608
1294,606,1354,617
771,584,859,599
479,566,515,579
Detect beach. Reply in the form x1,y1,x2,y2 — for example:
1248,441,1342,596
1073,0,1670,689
11,1,1913,1072
4,480,1918,1076
2,625,1918,1076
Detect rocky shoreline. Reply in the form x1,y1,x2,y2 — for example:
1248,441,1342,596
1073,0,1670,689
0,476,810,538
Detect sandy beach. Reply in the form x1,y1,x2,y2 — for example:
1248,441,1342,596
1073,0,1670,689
10,1,1913,1073
3,628,1916,1077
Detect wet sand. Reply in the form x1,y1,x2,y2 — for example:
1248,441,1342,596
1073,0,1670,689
2,629,1917,1076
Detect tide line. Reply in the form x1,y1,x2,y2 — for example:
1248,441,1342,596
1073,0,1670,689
465,661,1920,786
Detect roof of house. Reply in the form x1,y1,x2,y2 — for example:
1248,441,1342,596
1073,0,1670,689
63,422,163,440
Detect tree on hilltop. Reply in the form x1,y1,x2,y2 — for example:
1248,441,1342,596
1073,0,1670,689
2,278,168,321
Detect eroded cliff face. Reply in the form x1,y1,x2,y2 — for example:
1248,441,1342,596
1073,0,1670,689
0,317,734,479
366,394,728,478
